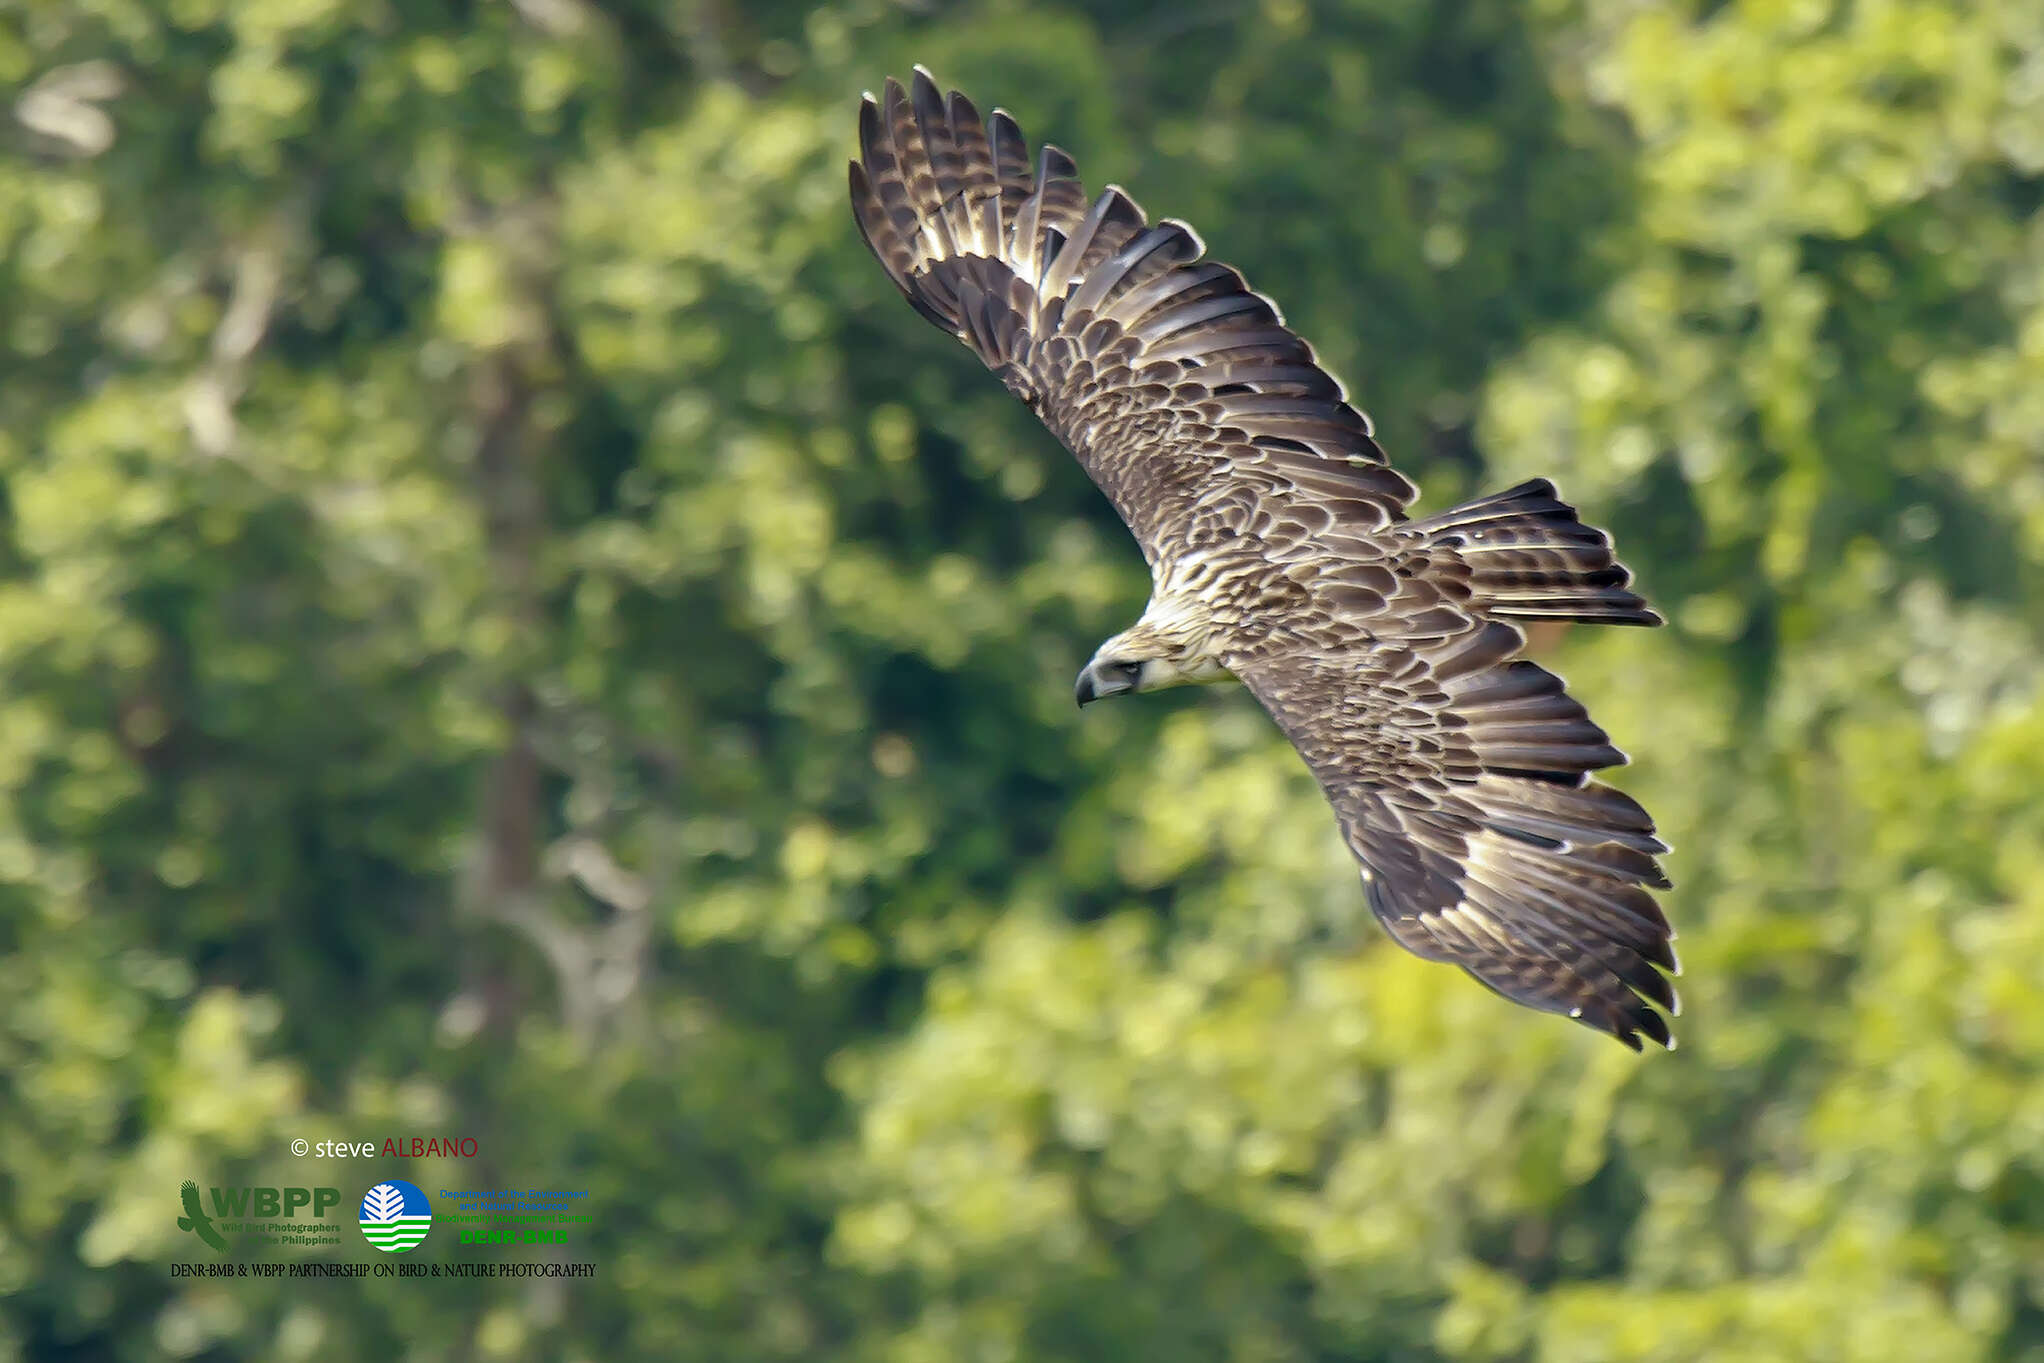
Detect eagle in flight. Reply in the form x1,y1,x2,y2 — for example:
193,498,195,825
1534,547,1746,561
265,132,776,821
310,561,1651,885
850,70,1678,1049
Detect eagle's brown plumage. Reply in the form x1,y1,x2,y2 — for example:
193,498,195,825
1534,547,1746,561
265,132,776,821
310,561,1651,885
850,68,1678,1049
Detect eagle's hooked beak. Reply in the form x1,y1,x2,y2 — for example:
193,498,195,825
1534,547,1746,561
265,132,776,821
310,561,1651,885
1075,659,1137,708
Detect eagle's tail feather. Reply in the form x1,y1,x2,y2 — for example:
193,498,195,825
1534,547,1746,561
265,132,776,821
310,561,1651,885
1419,478,1661,627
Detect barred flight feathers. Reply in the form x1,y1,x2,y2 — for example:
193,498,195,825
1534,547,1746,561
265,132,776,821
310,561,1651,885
850,68,1413,562
851,68,1678,1049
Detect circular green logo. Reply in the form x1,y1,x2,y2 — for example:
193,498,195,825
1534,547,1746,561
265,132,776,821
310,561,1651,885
358,1179,431,1253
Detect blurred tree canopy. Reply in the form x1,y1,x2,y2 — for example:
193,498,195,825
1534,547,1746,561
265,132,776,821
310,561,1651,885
5,0,2044,1358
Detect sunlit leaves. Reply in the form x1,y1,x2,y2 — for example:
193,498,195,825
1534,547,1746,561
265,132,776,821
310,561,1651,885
10,0,2044,1359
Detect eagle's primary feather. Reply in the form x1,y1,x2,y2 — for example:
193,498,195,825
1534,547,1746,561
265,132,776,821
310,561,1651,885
850,68,1678,1049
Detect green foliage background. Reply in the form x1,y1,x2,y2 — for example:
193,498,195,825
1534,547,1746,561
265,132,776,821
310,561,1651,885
6,0,2044,1357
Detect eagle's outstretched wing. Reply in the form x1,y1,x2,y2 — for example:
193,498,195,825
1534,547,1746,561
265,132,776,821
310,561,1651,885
851,70,1677,1047
1233,622,1676,1050
849,68,1417,568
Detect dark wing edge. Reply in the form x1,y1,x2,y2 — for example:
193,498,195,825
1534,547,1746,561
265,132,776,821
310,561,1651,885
848,67,1417,552
1235,622,1679,1051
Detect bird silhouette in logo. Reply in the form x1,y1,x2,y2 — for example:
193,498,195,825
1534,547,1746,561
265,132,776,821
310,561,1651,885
177,1180,227,1252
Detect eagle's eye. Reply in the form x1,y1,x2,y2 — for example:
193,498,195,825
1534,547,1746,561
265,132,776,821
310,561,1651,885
1115,661,1143,679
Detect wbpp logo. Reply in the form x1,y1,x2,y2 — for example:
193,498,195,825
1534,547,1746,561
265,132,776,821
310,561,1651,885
176,1181,342,1252
358,1178,432,1254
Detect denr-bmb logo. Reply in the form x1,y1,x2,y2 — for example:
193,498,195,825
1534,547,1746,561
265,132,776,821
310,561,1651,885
358,1178,432,1254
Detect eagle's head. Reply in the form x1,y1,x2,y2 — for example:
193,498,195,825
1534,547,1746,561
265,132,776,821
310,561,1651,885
1075,616,1228,706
